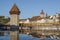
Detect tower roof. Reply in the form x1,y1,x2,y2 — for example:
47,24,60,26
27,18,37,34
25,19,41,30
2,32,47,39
46,13,48,16
40,10,44,14
10,4,20,15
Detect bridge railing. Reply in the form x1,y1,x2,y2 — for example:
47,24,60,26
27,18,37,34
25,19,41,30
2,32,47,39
0,25,20,31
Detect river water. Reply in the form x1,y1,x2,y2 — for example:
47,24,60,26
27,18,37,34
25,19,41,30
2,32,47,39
0,34,60,40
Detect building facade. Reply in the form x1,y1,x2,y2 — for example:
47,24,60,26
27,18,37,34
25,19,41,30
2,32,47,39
19,10,60,35
7,4,60,35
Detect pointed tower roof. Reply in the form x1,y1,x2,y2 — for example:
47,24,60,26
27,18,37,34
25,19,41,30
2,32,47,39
46,13,48,17
10,4,20,15
40,10,44,14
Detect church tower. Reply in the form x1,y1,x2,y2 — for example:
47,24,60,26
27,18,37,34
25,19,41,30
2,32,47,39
9,4,20,40
46,13,48,18
40,10,44,18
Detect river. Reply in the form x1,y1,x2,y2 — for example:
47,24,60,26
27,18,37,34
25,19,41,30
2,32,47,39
0,34,60,40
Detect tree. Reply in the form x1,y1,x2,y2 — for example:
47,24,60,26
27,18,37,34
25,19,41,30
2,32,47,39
0,16,10,24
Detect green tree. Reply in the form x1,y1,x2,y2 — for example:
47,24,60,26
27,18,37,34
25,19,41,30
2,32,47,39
0,16,10,24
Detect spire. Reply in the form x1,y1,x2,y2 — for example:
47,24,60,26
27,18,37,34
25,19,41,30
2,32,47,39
10,4,20,15
46,13,48,17
46,13,48,18
40,10,44,14
40,10,45,18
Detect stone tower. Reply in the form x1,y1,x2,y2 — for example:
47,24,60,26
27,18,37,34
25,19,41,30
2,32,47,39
46,13,48,18
40,10,44,18
9,4,20,40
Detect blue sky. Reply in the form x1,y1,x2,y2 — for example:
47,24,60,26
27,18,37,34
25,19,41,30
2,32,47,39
0,0,60,19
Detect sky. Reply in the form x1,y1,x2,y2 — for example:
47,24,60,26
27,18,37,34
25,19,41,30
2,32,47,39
0,0,60,19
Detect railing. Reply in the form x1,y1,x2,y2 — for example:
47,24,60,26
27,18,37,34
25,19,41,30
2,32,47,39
0,25,19,31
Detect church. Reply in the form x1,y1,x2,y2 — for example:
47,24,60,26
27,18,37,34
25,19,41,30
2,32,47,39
8,4,60,35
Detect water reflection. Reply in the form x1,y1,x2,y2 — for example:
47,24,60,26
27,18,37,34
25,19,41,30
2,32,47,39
0,34,60,40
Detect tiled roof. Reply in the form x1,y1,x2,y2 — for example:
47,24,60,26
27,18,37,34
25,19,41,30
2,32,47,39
10,4,20,15
19,19,27,21
30,16,41,21
19,16,50,21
